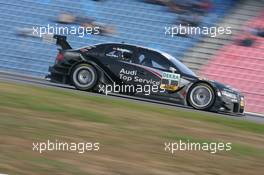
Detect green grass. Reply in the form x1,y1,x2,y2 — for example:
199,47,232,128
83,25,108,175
1,83,263,134
0,82,263,175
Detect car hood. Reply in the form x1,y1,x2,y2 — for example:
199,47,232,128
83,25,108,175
198,77,242,95
209,80,242,95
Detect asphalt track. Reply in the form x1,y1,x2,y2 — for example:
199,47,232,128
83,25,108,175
0,71,263,123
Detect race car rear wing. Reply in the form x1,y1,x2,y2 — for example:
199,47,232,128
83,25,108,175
53,35,72,50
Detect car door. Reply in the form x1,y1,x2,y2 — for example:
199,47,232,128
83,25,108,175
136,48,184,99
103,44,144,87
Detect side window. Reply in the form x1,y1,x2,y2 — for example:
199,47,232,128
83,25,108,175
138,54,152,67
105,47,121,58
152,60,166,69
105,46,134,63
106,50,121,58
138,49,172,70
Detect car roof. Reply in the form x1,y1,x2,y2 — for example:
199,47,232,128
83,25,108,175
91,42,162,53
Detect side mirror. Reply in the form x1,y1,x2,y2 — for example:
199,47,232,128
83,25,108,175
169,67,176,73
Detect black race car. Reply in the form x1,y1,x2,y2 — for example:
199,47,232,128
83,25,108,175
47,35,245,114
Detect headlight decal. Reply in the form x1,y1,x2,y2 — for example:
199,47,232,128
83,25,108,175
221,90,237,99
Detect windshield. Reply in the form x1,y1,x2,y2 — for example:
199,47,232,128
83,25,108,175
161,52,196,77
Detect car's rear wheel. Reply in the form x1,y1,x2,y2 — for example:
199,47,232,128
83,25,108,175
188,83,215,110
71,64,98,91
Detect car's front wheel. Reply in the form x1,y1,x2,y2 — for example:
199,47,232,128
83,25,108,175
71,64,98,91
188,83,215,110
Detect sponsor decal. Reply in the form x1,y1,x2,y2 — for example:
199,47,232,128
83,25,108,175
160,72,181,91
119,68,160,86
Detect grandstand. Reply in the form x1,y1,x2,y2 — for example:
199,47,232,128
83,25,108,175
0,0,263,113
182,0,264,72
0,0,234,77
200,11,264,114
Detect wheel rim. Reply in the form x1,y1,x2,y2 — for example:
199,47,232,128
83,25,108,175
77,69,92,85
190,85,213,108
73,66,96,88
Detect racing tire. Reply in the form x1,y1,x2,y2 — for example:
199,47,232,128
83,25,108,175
71,64,98,91
187,83,215,110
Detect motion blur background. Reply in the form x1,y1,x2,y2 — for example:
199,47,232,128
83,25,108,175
0,0,263,114
0,1,264,175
